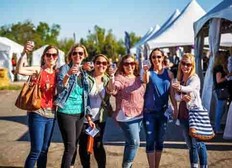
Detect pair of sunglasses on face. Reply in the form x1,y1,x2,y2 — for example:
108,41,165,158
45,53,58,58
151,55,162,59
72,51,84,57
95,61,108,66
181,61,192,67
123,62,136,67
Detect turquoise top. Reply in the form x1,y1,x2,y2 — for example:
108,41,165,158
58,83,84,114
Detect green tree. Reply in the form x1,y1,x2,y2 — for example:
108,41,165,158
80,25,126,62
0,20,60,49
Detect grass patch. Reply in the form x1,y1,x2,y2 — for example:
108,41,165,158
0,84,22,90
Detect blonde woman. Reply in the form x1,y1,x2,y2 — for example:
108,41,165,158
55,44,90,168
172,53,208,168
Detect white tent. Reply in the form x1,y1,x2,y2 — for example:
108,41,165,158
146,9,180,44
32,45,65,67
0,37,24,81
194,0,232,111
130,25,160,55
147,0,206,49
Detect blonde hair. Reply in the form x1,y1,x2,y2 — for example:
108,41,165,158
177,53,196,81
66,43,88,63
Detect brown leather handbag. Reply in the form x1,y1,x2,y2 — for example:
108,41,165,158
15,72,42,111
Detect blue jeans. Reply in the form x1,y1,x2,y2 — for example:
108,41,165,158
118,119,142,168
143,112,167,153
25,112,55,168
215,98,227,132
180,119,208,167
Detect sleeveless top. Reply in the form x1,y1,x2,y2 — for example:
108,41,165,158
144,69,170,113
40,70,56,109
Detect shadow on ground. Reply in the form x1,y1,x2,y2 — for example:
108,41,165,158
0,116,231,151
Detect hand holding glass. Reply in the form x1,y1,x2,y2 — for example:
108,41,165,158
143,60,151,71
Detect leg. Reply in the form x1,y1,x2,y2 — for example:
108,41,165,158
24,113,46,168
37,118,55,168
197,142,208,167
71,114,84,166
79,123,91,168
93,122,106,168
57,113,79,168
143,114,156,168
215,99,226,132
118,119,142,168
180,120,199,168
155,115,168,168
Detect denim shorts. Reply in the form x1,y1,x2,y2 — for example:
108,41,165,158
143,112,167,153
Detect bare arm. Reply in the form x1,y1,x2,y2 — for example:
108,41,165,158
216,72,227,83
16,41,40,76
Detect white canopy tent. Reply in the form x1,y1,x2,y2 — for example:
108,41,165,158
146,9,181,45
146,0,206,50
194,0,232,111
32,45,65,67
0,37,24,81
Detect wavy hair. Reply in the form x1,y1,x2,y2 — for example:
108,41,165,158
116,54,140,76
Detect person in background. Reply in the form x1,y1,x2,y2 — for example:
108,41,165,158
79,54,111,168
172,53,208,168
16,41,59,168
213,52,229,134
163,55,173,70
55,44,90,168
107,54,146,168
143,48,177,168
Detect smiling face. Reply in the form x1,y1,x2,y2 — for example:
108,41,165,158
180,58,193,74
71,47,85,65
43,48,58,68
94,56,108,74
122,57,136,75
150,50,164,68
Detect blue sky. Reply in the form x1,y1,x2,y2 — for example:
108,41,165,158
0,0,222,41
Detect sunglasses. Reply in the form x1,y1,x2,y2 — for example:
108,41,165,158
123,62,136,67
151,55,162,59
45,53,58,58
72,51,84,57
95,61,108,66
181,61,192,67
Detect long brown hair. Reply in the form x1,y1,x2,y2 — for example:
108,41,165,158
213,51,229,73
149,48,165,70
116,54,140,76
177,53,196,81
40,45,59,69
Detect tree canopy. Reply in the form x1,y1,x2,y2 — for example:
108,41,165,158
0,21,141,62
